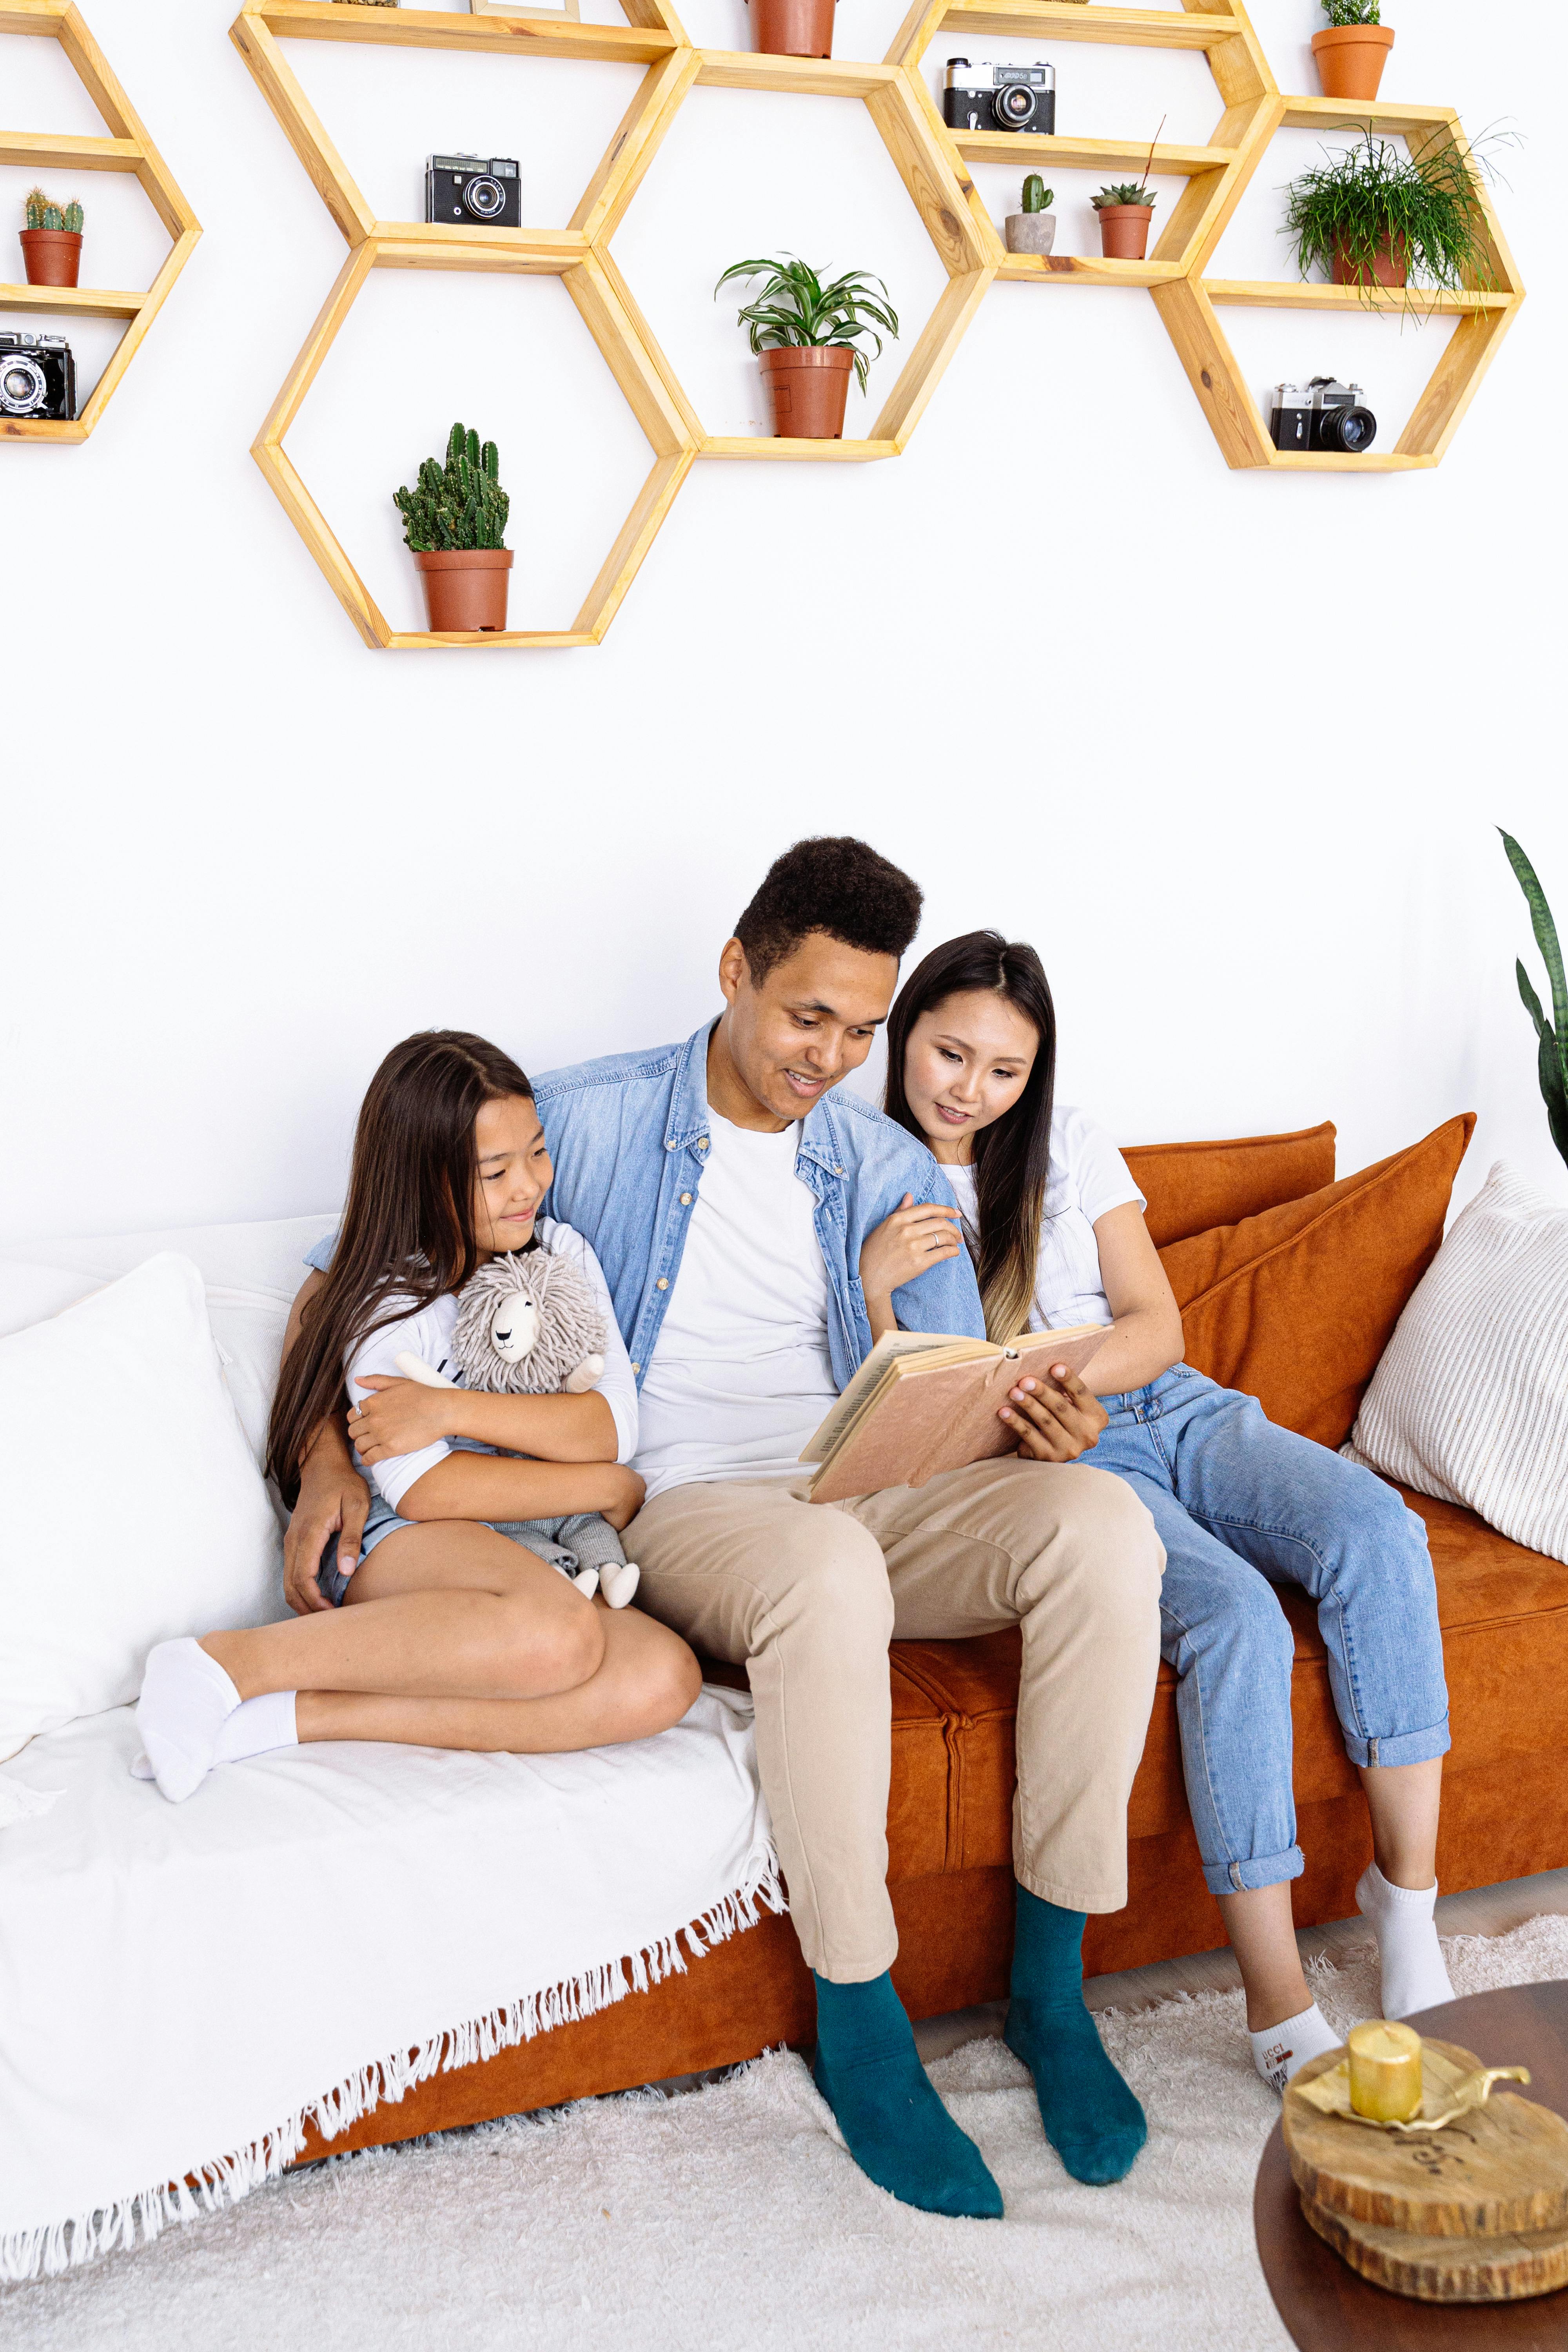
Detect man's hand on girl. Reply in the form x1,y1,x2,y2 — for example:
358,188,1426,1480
350,1374,457,1463
285,1425,370,1614
999,1368,1108,1463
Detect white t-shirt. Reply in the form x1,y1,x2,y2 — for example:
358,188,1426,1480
343,1219,637,1513
635,1111,838,1504
944,1105,1145,1334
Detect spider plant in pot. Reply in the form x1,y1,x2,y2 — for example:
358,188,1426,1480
747,0,834,61
715,256,898,440
1283,130,1498,297
394,421,512,633
20,188,83,288
1005,174,1056,257
1313,0,1394,104
1092,122,1161,260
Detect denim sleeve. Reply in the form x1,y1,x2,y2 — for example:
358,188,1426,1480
885,1161,985,1340
304,1229,339,1275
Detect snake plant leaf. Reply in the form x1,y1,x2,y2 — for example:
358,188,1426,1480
1502,831,1568,1175
1502,831,1568,1055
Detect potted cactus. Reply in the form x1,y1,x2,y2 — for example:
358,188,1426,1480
1093,180,1156,260
747,0,834,58
715,256,898,440
1005,175,1056,256
394,421,512,634
1313,0,1394,103
20,189,83,288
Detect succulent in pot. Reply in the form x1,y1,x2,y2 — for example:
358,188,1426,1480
1313,0,1394,104
1092,179,1156,261
1283,130,1499,301
1005,174,1056,257
746,0,834,60
394,421,513,634
715,255,898,441
20,188,84,289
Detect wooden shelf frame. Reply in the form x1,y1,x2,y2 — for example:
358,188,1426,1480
1156,95,1526,470
886,0,1278,283
0,2,200,443
252,233,697,648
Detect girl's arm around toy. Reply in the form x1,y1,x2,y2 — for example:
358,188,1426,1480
352,1375,620,1466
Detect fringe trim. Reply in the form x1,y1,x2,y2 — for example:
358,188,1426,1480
2,1846,784,2286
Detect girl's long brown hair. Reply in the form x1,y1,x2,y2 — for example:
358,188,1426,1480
267,1030,534,1504
884,931,1057,1344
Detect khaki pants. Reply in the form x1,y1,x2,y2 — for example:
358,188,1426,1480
625,1459,1165,1982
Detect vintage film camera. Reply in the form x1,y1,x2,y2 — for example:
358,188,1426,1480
424,154,522,229
941,59,1055,135
1270,376,1377,455
0,330,76,421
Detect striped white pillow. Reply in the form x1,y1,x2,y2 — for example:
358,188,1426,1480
1344,1162,1568,1565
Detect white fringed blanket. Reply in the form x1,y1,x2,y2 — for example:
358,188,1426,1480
0,1686,780,2283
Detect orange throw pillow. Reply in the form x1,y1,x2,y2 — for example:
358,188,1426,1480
1125,1122,1337,1248
1158,1115,1475,1448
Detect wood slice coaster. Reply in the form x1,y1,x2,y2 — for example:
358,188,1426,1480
1279,2042,1568,2258
1299,2192,1568,2304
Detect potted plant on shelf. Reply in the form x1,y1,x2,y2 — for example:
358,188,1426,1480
394,421,512,633
715,256,898,441
746,0,833,60
20,189,83,288
1283,131,1496,296
1005,175,1056,256
1093,180,1156,261
1313,0,1394,104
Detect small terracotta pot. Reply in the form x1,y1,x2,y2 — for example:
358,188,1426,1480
1005,212,1056,255
1311,24,1394,101
1332,231,1408,287
412,548,513,633
751,0,833,56
1096,205,1153,261
20,229,82,288
759,345,854,439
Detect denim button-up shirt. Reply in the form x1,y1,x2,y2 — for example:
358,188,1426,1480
534,1018,985,1392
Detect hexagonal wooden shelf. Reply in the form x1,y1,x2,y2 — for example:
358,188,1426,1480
252,232,697,647
889,0,1277,288
1154,95,1526,471
1,0,200,443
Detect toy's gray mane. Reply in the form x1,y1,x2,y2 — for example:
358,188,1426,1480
450,1248,605,1395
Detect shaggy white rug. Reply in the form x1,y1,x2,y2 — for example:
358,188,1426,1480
5,1916,1566,2352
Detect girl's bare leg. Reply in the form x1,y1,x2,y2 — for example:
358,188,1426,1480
1216,1883,1312,2032
1359,1757,1441,1889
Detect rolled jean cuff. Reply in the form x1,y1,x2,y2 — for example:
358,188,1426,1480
1201,1845,1303,1898
1341,1717,1451,1772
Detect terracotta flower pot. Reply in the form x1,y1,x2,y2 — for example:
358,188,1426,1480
1311,24,1394,101
759,346,854,439
20,229,82,288
751,0,833,56
1332,231,1408,287
412,548,513,633
1096,205,1154,261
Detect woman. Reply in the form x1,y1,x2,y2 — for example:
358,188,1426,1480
132,1030,700,1802
877,932,1452,2090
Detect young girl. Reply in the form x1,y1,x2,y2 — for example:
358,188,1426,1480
875,932,1454,2091
133,1030,701,1802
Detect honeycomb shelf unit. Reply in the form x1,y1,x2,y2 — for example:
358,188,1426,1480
0,1,200,442
1155,94,1526,471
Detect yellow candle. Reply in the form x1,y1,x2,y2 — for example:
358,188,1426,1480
1348,2020,1424,2121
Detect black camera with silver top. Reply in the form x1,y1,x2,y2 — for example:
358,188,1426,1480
425,153,521,229
0,330,76,421
1270,376,1377,455
942,59,1055,135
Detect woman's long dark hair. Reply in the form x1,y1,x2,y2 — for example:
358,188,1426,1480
267,1030,534,1504
884,931,1057,1343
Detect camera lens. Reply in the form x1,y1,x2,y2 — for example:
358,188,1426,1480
995,83,1035,125
1324,403,1377,453
463,174,507,220
0,354,45,414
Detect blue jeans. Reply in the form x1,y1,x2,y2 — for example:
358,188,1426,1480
1090,1365,1450,1897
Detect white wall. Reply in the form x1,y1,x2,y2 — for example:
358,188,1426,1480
3,0,1563,1245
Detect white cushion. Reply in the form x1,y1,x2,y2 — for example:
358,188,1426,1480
1345,1161,1568,1565
0,1253,284,1761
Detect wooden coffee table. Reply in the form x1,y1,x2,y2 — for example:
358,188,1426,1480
1254,1981,1568,2348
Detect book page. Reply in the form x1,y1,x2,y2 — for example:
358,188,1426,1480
797,1330,993,1464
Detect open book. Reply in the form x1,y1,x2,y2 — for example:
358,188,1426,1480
799,1325,1111,1505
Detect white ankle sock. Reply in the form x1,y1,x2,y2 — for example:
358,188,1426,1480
1251,2002,1341,2093
1356,1862,1454,2020
134,1638,242,1803
132,1688,298,1782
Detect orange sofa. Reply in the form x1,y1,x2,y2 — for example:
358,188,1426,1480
303,1115,1568,2162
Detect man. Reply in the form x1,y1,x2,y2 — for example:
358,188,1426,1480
287,837,1164,2219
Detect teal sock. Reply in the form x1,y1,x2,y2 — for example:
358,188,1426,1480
1004,1888,1147,2185
812,1972,1003,2220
